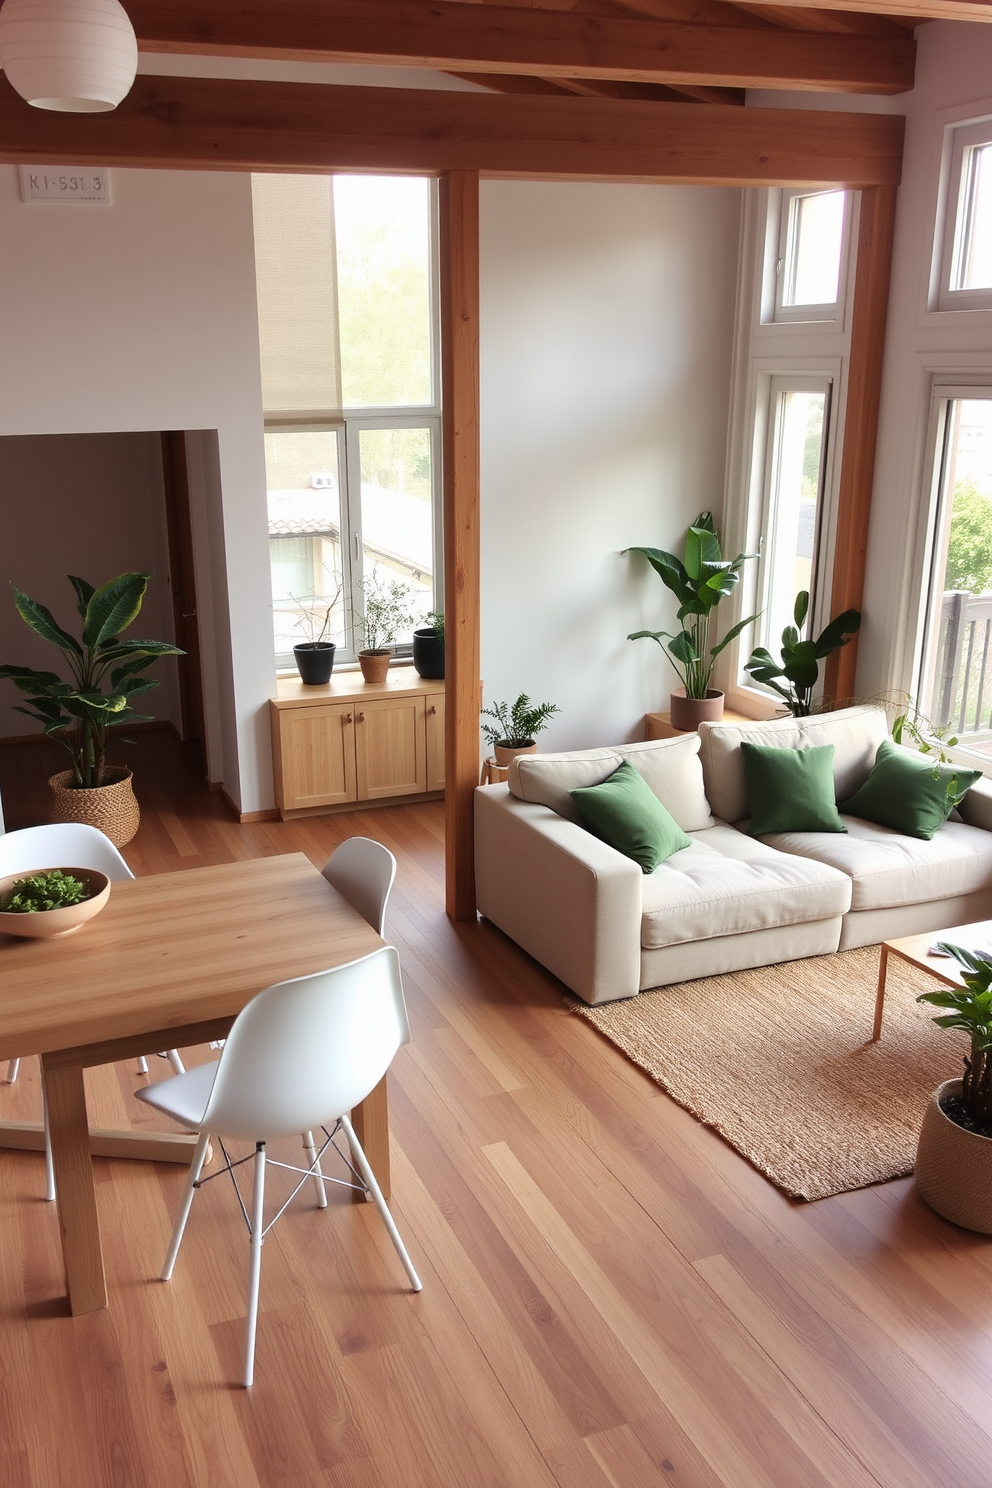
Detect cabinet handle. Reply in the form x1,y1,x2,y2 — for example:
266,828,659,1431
343,713,353,724
357,712,365,723
428,705,436,715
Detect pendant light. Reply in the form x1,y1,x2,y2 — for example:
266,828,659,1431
0,0,138,112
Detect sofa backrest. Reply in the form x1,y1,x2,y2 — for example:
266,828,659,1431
506,734,714,831
697,705,889,824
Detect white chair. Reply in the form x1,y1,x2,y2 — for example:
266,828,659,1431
136,945,422,1387
321,837,397,937
0,824,184,1199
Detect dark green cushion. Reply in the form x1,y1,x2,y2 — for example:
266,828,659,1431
570,759,692,873
741,741,846,835
839,738,982,840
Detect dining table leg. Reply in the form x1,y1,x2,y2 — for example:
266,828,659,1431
350,1075,391,1200
41,1058,107,1314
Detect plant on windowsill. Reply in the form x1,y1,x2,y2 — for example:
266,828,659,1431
914,942,992,1233
481,694,560,767
354,569,416,685
412,609,444,681
0,573,184,847
743,590,861,717
289,577,343,687
626,512,759,730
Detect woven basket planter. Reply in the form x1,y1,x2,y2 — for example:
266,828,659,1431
48,766,140,848
915,1078,992,1234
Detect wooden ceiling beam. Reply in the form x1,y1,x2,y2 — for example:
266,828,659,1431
729,0,992,20
123,0,916,94
0,74,904,188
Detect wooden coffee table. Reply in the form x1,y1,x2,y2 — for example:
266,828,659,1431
872,918,992,1040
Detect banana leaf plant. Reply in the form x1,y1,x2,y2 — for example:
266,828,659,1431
743,590,861,717
920,944,992,1136
0,573,184,788
626,512,759,699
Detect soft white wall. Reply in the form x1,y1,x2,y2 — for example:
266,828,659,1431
0,165,272,811
0,431,179,738
479,180,741,749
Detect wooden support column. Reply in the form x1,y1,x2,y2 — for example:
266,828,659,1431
824,183,898,701
440,171,482,921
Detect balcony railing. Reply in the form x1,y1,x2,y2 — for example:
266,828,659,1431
933,590,992,732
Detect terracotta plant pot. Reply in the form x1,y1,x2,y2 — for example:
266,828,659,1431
0,867,110,939
48,765,140,848
669,688,725,732
359,649,391,685
493,741,539,768
915,1077,992,1233
293,642,336,686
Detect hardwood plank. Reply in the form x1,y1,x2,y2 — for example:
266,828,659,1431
440,171,482,919
0,76,906,188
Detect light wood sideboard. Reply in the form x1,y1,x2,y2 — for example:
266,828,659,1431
270,670,444,820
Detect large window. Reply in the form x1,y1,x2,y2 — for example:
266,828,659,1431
764,189,851,325
252,174,441,666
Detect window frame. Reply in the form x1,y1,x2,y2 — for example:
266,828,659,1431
935,119,992,314
766,188,853,327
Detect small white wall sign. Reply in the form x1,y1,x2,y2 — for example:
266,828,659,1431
19,167,110,204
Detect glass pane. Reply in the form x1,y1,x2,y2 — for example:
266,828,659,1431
265,429,345,656
359,427,434,644
334,177,432,408
956,145,992,291
922,400,992,744
760,390,826,654
785,191,845,307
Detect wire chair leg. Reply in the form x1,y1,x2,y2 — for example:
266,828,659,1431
243,1143,266,1389
136,1056,149,1075
165,1049,186,1075
339,1114,422,1292
42,1079,56,1203
302,1131,327,1208
161,1129,211,1281
6,1057,20,1084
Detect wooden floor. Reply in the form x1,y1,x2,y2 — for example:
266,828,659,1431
1,731,991,1488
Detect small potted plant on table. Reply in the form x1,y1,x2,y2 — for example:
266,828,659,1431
481,694,560,767
355,569,415,684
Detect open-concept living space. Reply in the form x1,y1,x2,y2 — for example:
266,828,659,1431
3,1,992,1484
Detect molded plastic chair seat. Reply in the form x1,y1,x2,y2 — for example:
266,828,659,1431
321,836,396,936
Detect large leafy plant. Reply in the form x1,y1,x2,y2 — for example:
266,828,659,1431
626,513,758,700
0,573,184,789
920,944,992,1137
743,590,861,717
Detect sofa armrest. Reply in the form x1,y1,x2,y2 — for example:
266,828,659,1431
474,785,642,1004
958,774,992,832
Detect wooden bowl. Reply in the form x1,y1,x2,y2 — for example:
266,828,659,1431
0,867,111,939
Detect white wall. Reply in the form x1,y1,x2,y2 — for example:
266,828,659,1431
0,431,179,738
0,165,273,810
479,180,741,749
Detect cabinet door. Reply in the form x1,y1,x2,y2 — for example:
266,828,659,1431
355,696,427,800
425,692,445,791
277,705,357,810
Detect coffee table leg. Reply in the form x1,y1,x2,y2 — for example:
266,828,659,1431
42,1059,107,1314
350,1075,390,1201
873,944,890,1042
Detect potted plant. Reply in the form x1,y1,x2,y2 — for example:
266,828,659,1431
412,609,444,681
626,512,759,730
915,943,992,1233
481,694,560,767
354,569,416,684
289,583,341,687
743,590,861,717
0,572,184,846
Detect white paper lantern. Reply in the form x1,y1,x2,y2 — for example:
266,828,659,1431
0,0,138,112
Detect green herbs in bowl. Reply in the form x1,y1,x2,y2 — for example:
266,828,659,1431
0,866,111,939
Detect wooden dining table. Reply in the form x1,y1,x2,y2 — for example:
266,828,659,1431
0,852,388,1316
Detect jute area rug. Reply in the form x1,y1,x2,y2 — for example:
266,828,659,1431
572,945,963,1202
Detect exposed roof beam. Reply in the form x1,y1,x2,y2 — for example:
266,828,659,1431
123,0,915,94
729,0,992,19
0,74,904,187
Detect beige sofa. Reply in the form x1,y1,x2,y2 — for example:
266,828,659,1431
474,705,992,1004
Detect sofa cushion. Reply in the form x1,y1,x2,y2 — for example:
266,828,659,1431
570,760,692,873
639,824,851,950
698,705,888,825
759,815,992,912
742,741,847,835
839,738,982,840
508,734,714,831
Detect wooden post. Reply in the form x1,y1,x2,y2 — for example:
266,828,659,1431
439,171,481,920
824,183,898,702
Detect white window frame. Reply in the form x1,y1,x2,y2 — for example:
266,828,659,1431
935,119,992,313
762,188,853,326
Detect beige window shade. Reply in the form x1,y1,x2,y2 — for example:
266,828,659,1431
251,174,342,414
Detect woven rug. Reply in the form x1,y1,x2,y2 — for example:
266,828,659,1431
573,945,964,1201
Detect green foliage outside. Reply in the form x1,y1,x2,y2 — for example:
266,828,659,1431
1,869,89,914
945,478,992,594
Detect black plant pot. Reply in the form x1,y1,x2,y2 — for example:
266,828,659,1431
412,628,444,680
293,642,336,685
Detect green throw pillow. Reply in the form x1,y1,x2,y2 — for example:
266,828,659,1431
839,738,981,840
741,741,846,835
570,759,692,873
